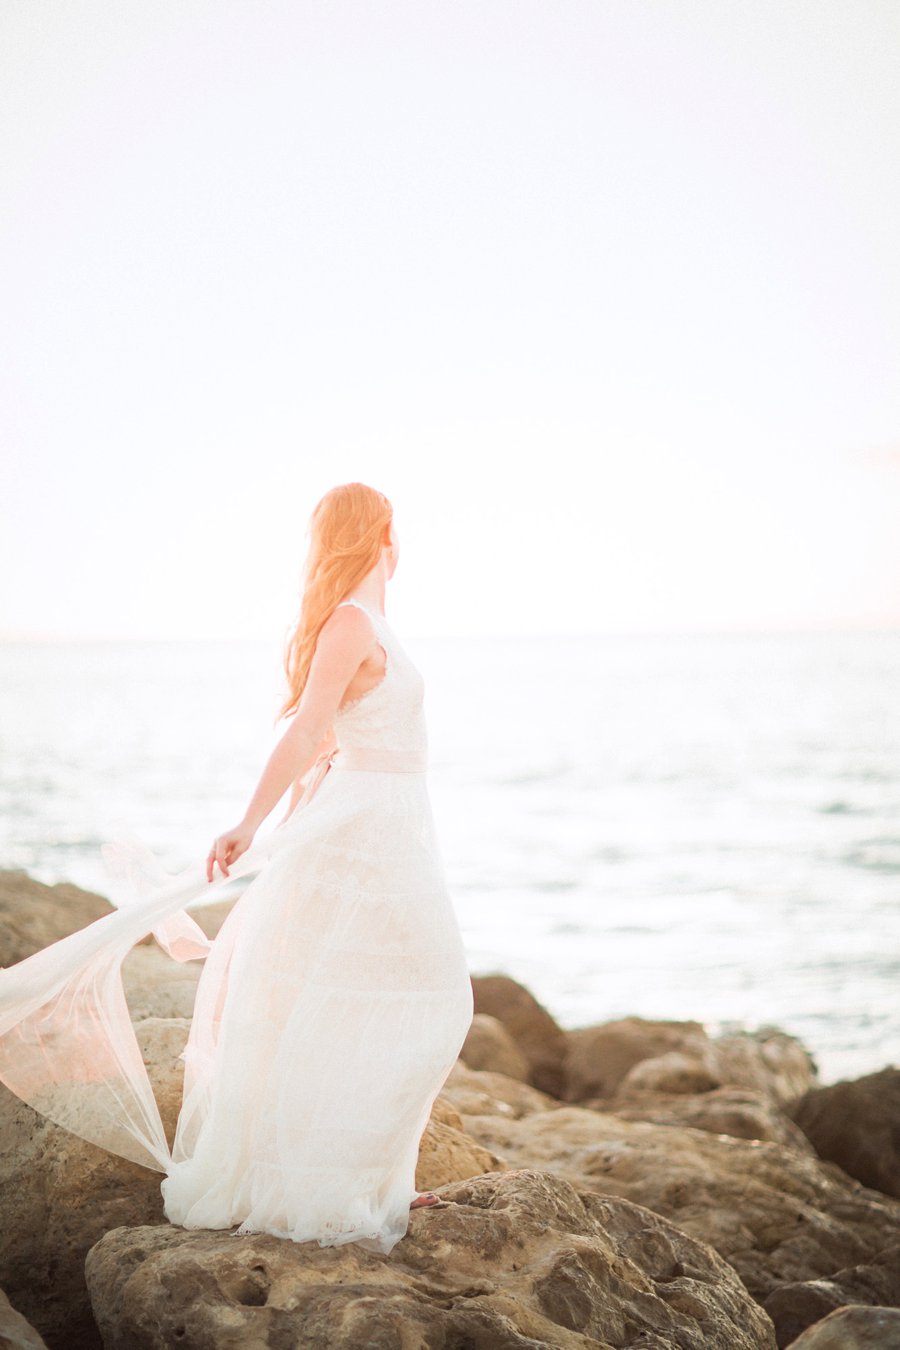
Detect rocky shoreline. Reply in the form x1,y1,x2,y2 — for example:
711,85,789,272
1,867,898,1349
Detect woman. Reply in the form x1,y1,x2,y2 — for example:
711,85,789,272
0,482,474,1256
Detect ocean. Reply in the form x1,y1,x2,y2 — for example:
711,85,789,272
1,629,897,1087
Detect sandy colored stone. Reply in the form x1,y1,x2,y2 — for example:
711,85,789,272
414,1095,506,1189
0,870,115,967
785,1303,900,1349
0,1043,175,1350
441,1059,562,1118
763,1241,900,1347
610,1085,816,1151
460,1012,530,1080
564,1016,817,1109
789,1066,900,1199
471,973,568,1097
0,1018,494,1350
0,866,243,1022
121,946,202,1021
453,1090,900,1303
711,1028,818,1109
188,898,236,940
85,1168,777,1350
0,1289,49,1349
563,1017,709,1102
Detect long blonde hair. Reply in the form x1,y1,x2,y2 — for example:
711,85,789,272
276,482,393,723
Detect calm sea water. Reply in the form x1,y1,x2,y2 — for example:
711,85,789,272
1,630,898,1087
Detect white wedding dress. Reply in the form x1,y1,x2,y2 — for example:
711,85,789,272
0,599,473,1255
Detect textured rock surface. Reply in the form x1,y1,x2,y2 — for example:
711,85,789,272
611,1085,816,1150
563,1017,710,1101
564,1016,817,1110
471,973,569,1096
0,1019,187,1350
450,1075,900,1303
461,1012,530,1080
0,1289,50,1350
0,870,114,966
85,1169,777,1350
785,1303,900,1348
0,1017,495,1350
0,869,232,1023
763,1242,900,1347
789,1067,900,1199
121,945,202,1021
442,1059,560,1119
411,1096,505,1189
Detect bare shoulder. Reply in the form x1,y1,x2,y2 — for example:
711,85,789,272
318,603,376,649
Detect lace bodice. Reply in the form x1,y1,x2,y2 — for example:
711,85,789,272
332,599,428,758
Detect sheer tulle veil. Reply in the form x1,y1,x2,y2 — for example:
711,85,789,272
0,828,281,1171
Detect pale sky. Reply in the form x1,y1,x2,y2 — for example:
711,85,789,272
2,0,899,640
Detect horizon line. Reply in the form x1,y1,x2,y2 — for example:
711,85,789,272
3,619,900,643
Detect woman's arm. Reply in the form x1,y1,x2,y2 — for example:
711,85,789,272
206,606,377,880
277,726,338,826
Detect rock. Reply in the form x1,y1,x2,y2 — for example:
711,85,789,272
0,871,114,967
0,1289,49,1349
136,1017,194,1146
788,1067,900,1199
610,1086,816,1151
0,868,240,1022
450,1080,900,1304
460,1013,529,1080
763,1241,900,1347
711,1028,819,1109
564,1016,817,1109
441,1059,562,1118
0,1019,189,1350
85,1168,777,1349
471,974,568,1096
189,898,236,941
121,945,201,1021
0,1099,163,1350
0,1018,491,1350
412,1095,506,1190
784,1303,900,1348
563,1016,710,1101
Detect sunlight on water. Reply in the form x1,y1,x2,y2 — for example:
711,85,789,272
1,629,898,1085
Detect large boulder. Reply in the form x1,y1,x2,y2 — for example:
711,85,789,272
412,1096,505,1189
565,1016,817,1110
442,1060,561,1119
0,1018,493,1350
785,1303,900,1348
612,1085,816,1151
0,870,233,1016
0,871,113,966
788,1067,900,1199
460,1012,529,1080
444,1070,900,1306
121,946,202,1020
764,1241,900,1346
0,1289,49,1349
85,1168,777,1349
0,869,236,977
564,1017,710,1101
471,974,568,1097
0,1022,179,1350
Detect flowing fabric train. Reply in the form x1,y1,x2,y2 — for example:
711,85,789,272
0,831,279,1172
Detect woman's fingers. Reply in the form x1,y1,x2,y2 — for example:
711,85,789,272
206,838,230,881
204,824,255,882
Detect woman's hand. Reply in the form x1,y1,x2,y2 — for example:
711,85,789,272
207,821,256,882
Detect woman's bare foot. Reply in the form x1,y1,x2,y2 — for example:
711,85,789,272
409,1191,445,1209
